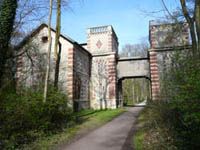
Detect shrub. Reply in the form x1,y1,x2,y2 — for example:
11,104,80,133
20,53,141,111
0,87,73,149
158,52,200,149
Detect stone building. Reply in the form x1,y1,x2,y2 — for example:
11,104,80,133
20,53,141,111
16,21,190,110
16,24,119,110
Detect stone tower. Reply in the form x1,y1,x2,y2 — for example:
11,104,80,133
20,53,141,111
87,25,119,109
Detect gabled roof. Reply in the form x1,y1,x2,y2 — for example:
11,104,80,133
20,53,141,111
15,23,91,57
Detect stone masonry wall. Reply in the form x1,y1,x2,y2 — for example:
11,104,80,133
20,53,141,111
73,45,91,110
149,22,190,100
67,45,91,110
90,54,117,109
87,25,118,109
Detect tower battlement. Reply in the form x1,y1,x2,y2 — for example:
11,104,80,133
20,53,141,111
88,25,110,34
87,25,118,54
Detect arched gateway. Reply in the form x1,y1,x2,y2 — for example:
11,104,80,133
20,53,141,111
16,21,190,110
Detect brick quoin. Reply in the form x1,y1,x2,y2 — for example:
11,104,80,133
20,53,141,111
67,48,75,102
149,51,160,100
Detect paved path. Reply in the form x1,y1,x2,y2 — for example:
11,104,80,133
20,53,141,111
63,106,144,150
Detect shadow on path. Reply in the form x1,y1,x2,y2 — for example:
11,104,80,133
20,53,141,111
61,106,144,150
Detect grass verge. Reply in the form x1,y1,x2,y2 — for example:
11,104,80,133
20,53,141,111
133,108,147,150
23,108,125,150
133,106,177,150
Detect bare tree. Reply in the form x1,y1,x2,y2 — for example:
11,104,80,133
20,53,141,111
54,0,61,89
120,40,149,58
180,0,200,56
43,0,53,102
161,0,200,56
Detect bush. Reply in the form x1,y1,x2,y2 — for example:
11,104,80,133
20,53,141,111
158,53,200,149
0,87,73,149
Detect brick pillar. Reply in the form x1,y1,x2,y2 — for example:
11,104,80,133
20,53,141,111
149,51,160,100
150,25,157,49
67,48,75,104
108,54,117,108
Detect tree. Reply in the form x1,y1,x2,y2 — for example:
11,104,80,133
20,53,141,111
120,40,149,58
54,0,61,89
43,0,53,102
162,0,200,57
0,0,17,88
12,0,48,45
180,0,200,56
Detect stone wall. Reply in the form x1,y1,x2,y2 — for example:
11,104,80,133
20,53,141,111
87,25,118,109
149,21,189,49
117,58,150,79
87,25,118,54
90,53,117,109
16,25,73,95
152,47,191,100
73,45,91,110
149,21,190,100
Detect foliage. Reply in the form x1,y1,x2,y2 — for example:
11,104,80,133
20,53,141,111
0,0,17,87
134,51,200,150
160,52,200,149
134,106,177,150
0,87,73,149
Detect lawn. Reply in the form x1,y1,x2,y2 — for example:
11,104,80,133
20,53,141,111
23,108,125,150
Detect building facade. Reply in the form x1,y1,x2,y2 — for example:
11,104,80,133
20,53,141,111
16,22,190,110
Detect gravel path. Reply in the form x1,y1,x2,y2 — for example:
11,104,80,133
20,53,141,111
63,106,144,150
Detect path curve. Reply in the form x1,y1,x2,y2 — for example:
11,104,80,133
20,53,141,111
62,107,144,150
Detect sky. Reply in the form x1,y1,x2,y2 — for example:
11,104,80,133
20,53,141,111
51,0,180,51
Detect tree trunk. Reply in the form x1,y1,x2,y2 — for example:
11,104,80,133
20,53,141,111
43,0,53,103
195,0,200,55
54,42,61,88
180,0,198,55
0,0,17,88
54,0,61,89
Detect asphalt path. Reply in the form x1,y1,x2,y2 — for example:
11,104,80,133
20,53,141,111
63,106,144,150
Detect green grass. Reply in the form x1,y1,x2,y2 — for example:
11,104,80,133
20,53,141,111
23,108,125,150
133,108,147,150
134,131,145,150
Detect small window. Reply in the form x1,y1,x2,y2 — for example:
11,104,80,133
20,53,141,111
41,36,48,43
